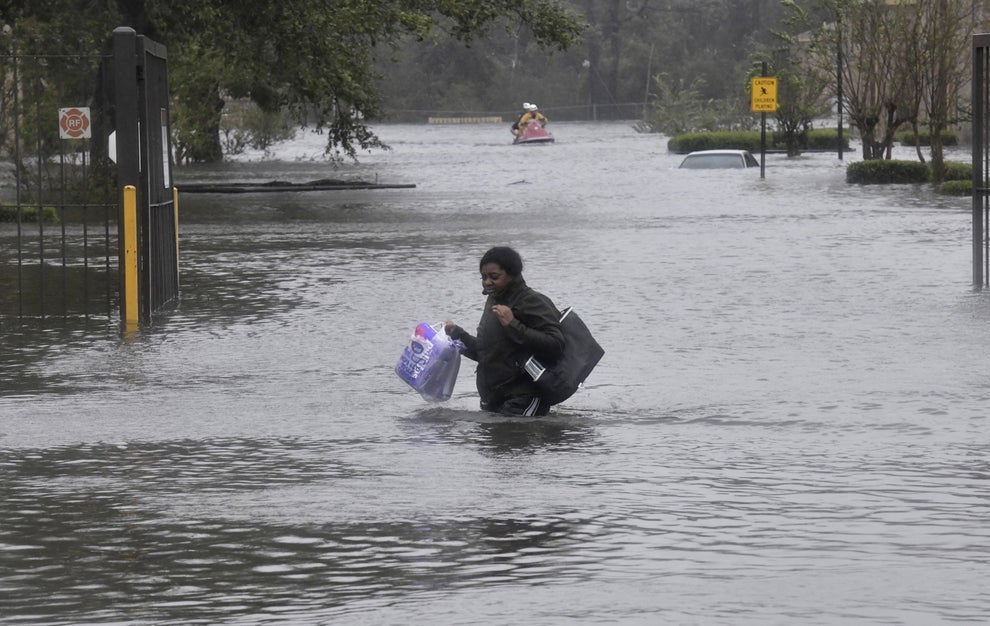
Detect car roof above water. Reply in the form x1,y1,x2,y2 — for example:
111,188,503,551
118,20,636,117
679,149,760,169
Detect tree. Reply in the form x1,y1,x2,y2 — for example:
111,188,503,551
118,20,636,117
783,0,920,160
0,4,118,196
916,0,971,182
374,0,796,124
768,16,839,156
1,0,583,163
783,0,974,167
764,60,832,156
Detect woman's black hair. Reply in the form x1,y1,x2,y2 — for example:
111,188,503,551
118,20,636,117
480,246,523,277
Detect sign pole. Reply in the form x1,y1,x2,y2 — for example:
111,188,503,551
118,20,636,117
760,111,766,180
750,63,777,181
760,62,767,180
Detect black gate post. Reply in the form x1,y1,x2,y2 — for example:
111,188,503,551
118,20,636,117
135,35,178,320
973,34,990,288
112,26,178,325
113,27,141,324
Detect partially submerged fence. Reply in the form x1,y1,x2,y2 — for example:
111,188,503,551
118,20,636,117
0,27,178,327
0,44,117,322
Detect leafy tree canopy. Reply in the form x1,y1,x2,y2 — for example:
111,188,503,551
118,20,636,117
0,0,583,162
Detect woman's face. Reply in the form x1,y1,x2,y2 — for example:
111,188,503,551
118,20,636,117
480,262,512,296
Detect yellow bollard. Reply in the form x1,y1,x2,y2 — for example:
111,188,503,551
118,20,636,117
123,185,139,329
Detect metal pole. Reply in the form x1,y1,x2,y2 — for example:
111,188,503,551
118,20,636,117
34,55,45,319
760,112,766,180
973,36,986,287
643,43,654,120
760,62,767,180
12,37,23,318
837,11,843,161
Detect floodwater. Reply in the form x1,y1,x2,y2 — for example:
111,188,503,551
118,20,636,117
2,121,989,625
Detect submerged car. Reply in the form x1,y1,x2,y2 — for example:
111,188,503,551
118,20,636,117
678,149,760,169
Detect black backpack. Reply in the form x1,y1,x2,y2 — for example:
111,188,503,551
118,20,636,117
522,307,604,405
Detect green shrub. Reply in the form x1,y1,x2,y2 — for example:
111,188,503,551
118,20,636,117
804,129,849,151
941,161,971,181
896,130,959,146
937,179,972,196
846,159,930,184
220,99,297,156
668,128,849,153
0,204,59,223
668,131,761,153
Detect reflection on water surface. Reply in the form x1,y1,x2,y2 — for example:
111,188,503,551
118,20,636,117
1,122,989,624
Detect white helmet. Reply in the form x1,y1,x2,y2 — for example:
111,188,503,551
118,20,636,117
526,103,538,111
522,102,531,109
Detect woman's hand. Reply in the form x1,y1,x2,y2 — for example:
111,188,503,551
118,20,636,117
491,305,514,326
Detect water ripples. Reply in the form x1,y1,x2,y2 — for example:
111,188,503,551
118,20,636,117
3,123,990,624
0,437,618,624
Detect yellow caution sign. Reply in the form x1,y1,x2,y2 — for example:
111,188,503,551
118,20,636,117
751,77,778,112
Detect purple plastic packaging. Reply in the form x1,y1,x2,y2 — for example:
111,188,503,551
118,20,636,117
395,323,464,401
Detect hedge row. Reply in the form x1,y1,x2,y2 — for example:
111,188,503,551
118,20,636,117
895,130,959,147
934,162,973,196
668,129,849,153
0,205,59,223
937,180,971,196
942,161,972,181
846,159,973,190
846,159,930,184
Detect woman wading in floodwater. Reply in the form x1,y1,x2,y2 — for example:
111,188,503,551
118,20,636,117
445,246,564,416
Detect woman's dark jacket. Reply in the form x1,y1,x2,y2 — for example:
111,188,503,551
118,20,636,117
449,277,564,411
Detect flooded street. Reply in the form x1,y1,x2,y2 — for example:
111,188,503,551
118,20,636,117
2,121,989,624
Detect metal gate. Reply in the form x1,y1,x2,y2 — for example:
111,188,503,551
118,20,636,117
974,33,990,287
0,41,117,322
0,27,178,327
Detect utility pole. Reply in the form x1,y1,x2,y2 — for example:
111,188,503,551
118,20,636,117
837,11,843,161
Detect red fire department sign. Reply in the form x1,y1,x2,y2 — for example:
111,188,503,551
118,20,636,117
59,107,92,139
